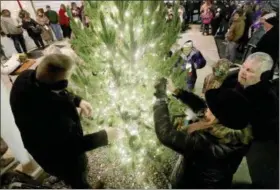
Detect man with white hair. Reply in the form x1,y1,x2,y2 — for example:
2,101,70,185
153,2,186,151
221,52,279,188
222,52,278,140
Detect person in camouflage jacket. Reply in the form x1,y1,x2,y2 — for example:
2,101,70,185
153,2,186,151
202,58,231,94
153,78,253,188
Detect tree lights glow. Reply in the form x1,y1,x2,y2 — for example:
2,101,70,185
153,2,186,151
69,1,185,188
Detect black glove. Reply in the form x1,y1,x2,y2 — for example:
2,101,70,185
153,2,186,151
154,77,168,99
6,34,11,38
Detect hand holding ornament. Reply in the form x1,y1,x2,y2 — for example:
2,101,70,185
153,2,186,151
166,77,176,94
104,127,125,144
79,100,93,117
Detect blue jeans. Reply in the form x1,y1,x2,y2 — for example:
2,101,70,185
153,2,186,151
50,23,63,41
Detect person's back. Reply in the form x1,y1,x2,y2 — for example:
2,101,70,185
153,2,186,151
10,70,83,164
45,9,58,24
178,130,250,188
254,25,279,64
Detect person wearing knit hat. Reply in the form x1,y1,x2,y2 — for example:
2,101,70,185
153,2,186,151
153,78,253,188
202,58,231,94
252,12,279,73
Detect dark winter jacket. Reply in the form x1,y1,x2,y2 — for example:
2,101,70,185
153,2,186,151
10,70,108,171
252,26,279,64
22,18,41,38
45,10,59,24
226,16,245,42
153,90,251,188
221,71,279,142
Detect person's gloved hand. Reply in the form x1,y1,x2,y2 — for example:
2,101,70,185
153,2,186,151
104,127,125,144
154,77,167,99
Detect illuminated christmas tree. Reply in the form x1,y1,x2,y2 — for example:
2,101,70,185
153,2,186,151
69,1,186,188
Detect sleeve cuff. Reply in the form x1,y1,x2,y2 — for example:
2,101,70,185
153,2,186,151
172,88,181,96
83,130,109,152
74,96,82,107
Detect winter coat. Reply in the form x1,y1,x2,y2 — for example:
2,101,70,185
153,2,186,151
36,15,53,42
45,10,59,24
59,8,70,26
248,26,266,46
174,49,206,90
10,70,108,172
22,18,41,38
221,71,279,142
202,74,224,93
153,89,251,188
252,26,279,64
226,16,245,42
0,17,23,35
201,11,213,24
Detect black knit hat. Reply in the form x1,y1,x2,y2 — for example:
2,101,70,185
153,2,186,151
205,88,251,130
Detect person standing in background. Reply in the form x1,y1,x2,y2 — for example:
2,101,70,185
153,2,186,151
252,12,279,75
1,9,28,54
71,2,82,21
80,1,90,28
59,4,71,39
225,9,245,63
21,12,45,50
45,5,63,41
36,9,53,45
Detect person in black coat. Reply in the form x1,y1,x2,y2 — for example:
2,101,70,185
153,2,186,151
153,78,253,188
251,12,279,73
220,52,279,188
10,53,120,189
211,0,226,36
221,52,278,141
21,11,45,49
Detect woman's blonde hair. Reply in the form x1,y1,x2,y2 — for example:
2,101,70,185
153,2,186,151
208,124,253,145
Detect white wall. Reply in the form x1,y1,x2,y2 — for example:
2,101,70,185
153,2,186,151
33,0,81,13
1,79,31,165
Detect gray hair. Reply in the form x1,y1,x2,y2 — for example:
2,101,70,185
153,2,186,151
245,52,273,74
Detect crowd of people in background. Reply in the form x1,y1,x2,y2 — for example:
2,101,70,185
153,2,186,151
0,0,278,189
0,1,89,57
166,0,279,75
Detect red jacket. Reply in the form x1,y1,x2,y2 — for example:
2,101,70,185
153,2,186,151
58,8,70,26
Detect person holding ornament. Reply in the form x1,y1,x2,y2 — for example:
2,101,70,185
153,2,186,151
153,78,253,188
10,53,122,189
173,40,206,91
